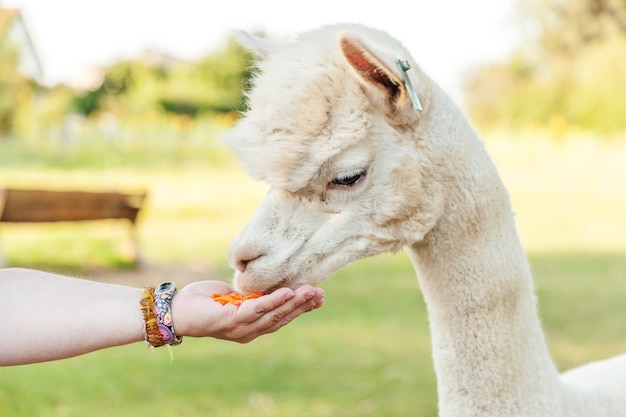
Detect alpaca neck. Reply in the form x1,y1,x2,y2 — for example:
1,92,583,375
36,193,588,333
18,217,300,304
407,90,564,415
409,210,563,416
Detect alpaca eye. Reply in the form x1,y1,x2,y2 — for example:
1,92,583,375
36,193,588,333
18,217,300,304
331,169,367,188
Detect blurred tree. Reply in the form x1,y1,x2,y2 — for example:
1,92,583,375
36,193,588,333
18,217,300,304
73,60,155,116
0,9,28,135
0,7,45,138
532,0,626,57
13,83,74,139
464,0,626,134
159,38,253,116
73,38,253,119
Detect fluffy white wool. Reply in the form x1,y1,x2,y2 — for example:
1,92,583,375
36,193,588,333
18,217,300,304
226,23,626,417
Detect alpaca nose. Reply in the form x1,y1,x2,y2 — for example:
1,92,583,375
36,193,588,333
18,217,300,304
231,248,264,273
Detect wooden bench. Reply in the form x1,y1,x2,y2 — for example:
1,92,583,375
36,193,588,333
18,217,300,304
0,188,147,267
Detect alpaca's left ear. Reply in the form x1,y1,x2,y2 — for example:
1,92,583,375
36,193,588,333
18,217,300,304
339,33,419,114
234,30,283,58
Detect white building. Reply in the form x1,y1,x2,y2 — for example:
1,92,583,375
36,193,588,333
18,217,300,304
0,8,44,83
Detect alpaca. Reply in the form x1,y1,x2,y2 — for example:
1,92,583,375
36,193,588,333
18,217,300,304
225,24,626,416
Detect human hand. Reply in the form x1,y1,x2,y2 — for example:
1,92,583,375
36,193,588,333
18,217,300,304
171,280,324,343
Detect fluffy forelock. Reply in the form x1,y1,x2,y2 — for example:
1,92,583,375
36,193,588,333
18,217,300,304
226,24,411,191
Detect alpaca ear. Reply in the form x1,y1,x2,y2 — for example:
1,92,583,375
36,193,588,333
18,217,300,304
339,35,404,105
234,30,283,58
339,34,421,113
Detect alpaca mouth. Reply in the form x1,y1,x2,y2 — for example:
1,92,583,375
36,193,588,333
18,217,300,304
263,277,294,294
236,274,293,295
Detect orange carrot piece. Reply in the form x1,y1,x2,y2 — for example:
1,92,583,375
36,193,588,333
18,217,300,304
212,292,263,306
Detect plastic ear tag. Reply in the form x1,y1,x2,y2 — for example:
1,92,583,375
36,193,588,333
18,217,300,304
396,59,423,113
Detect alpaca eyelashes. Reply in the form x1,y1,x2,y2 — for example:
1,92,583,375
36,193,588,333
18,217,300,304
330,169,367,188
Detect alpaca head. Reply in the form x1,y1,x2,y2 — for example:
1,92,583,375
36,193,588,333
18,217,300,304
226,24,451,294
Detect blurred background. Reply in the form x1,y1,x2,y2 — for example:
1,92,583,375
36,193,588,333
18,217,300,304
0,1,625,416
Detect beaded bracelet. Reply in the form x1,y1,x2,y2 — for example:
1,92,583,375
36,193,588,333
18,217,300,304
140,285,166,348
153,281,183,346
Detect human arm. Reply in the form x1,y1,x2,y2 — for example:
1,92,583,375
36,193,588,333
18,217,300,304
0,268,324,366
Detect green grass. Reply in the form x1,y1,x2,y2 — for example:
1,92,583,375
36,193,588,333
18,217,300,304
1,132,625,416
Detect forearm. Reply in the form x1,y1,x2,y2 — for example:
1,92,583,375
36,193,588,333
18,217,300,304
1,267,325,366
1,268,144,366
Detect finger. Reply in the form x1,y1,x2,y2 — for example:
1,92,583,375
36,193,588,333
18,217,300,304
235,288,296,322
252,288,324,333
272,291,324,324
230,290,324,343
252,299,322,338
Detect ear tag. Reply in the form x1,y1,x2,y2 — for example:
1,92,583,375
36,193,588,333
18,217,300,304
396,59,423,113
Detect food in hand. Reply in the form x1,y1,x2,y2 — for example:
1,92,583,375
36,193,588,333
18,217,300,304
212,292,263,305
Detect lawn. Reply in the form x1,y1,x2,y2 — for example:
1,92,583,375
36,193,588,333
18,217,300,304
0,131,625,416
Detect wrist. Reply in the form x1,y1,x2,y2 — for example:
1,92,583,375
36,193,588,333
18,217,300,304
169,290,190,337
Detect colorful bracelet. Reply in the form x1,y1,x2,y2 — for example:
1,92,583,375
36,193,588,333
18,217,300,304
140,285,166,348
153,281,183,346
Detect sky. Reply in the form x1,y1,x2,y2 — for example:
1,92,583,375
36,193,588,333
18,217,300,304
4,0,524,103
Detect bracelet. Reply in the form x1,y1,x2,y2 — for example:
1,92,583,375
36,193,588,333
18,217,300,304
140,285,166,348
153,281,183,346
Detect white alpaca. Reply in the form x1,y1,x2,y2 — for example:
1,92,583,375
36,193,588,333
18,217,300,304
225,24,626,416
